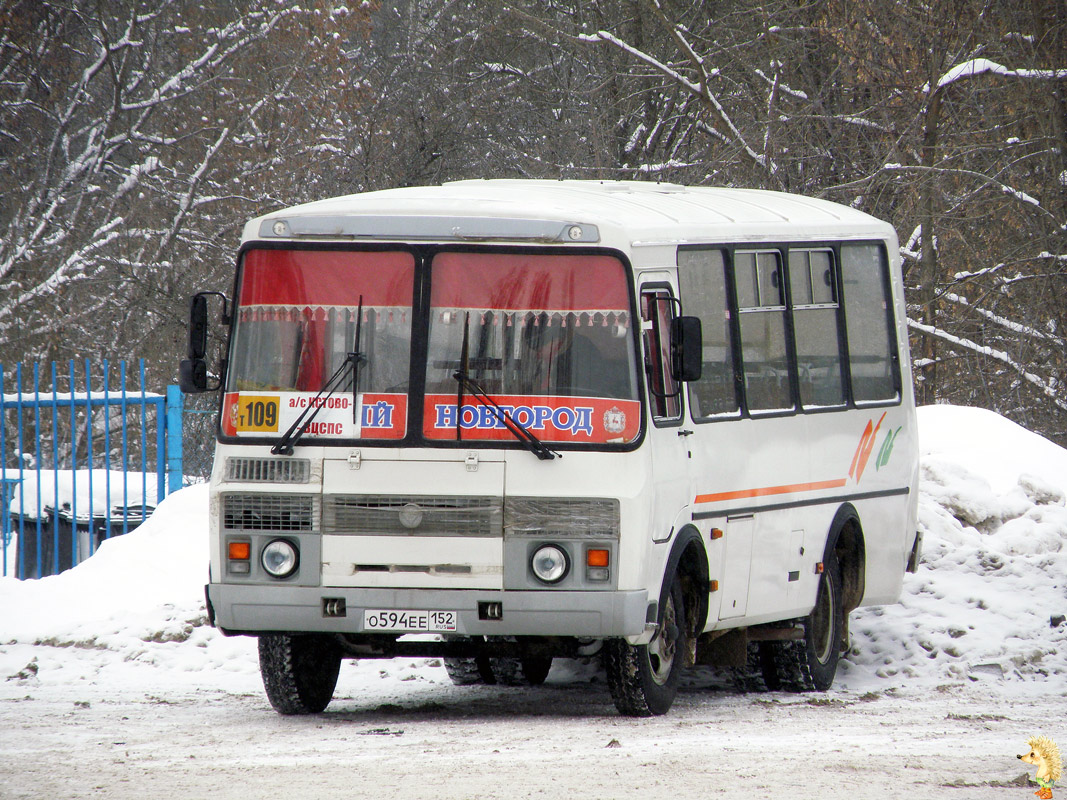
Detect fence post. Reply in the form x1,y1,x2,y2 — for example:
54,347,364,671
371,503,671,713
166,385,183,494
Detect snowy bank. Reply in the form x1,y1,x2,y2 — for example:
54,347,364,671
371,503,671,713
0,484,254,676
1,404,1066,695
844,405,1067,688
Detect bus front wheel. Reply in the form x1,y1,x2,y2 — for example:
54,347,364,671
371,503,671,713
604,575,686,716
259,633,342,714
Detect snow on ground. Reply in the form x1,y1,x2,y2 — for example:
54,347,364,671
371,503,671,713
2,404,1066,798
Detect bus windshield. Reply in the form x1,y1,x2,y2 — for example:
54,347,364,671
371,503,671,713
423,251,641,444
224,248,415,440
221,247,640,446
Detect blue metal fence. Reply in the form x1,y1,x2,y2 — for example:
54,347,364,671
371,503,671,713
0,359,184,579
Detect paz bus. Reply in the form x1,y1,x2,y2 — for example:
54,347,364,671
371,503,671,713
181,180,920,717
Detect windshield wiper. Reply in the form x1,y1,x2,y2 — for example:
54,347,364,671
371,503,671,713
453,312,559,461
272,296,365,456
453,370,560,461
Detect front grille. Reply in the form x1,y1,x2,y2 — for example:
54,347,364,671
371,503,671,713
324,495,502,537
226,457,310,484
222,494,315,531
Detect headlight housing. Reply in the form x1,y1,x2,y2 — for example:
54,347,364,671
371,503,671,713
261,539,299,578
531,544,569,584
503,498,620,590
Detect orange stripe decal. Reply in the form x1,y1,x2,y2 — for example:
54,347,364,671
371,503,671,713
694,478,848,505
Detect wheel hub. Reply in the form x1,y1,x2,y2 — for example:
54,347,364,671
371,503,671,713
647,593,678,685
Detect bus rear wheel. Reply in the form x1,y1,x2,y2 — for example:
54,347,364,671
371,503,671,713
259,633,342,714
761,552,844,692
604,576,685,716
444,655,553,686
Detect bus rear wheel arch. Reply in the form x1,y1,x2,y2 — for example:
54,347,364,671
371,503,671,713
827,504,866,617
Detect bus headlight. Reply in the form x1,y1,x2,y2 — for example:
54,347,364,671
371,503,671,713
531,544,569,584
262,539,299,578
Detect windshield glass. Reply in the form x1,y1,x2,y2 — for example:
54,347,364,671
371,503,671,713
424,251,640,444
223,248,414,440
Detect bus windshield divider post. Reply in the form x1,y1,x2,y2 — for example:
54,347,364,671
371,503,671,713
352,295,363,424
456,311,469,442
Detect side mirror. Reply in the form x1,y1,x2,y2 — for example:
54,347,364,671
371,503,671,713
180,291,230,394
179,358,208,393
188,294,208,359
670,316,702,383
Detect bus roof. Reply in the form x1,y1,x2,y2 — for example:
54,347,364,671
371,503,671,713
244,180,895,248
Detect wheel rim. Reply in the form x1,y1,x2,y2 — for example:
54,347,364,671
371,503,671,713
810,574,836,665
646,591,678,685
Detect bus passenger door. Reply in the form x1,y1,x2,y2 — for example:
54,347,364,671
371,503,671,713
639,279,692,547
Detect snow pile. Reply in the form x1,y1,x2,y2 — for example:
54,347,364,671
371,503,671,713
0,484,254,675
844,405,1067,687
1,404,1066,693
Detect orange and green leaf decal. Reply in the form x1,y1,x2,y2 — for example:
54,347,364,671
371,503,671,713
849,412,886,483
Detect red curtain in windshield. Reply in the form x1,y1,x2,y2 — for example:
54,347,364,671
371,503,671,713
239,248,415,307
431,252,629,312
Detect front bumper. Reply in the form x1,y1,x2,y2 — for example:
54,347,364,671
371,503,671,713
207,582,649,639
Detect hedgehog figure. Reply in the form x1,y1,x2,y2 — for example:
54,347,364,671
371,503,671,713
1019,736,1063,799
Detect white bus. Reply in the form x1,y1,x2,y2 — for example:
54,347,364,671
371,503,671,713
181,180,920,717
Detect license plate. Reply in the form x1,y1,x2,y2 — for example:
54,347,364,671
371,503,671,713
363,609,458,632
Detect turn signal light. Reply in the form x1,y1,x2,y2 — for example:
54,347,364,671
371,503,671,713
586,547,610,582
586,548,610,568
227,539,251,575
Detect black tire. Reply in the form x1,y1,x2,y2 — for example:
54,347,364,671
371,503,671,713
733,642,776,693
520,656,553,686
604,575,686,716
443,655,494,685
761,552,844,692
258,633,342,715
443,655,553,686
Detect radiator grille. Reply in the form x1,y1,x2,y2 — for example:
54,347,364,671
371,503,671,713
324,495,502,537
222,494,315,531
226,457,310,484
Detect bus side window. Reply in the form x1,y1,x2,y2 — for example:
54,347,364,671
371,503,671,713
841,244,899,403
736,250,794,413
677,248,739,419
640,289,682,422
788,249,845,408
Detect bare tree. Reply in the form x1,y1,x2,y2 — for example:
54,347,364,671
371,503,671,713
572,0,1067,440
4,0,1064,455
0,0,375,377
